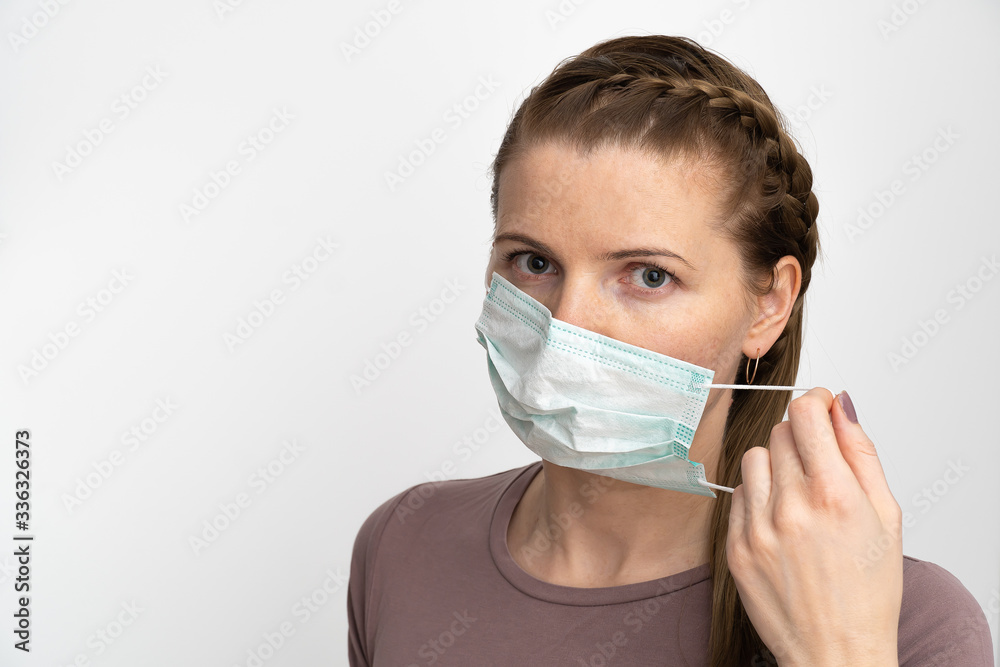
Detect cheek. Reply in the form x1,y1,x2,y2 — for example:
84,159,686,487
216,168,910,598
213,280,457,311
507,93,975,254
699,317,752,382
679,329,733,373
483,255,502,288
643,302,747,376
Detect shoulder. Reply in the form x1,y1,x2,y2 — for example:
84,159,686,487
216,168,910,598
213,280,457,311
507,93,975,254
347,463,537,665
898,555,994,666
350,462,537,570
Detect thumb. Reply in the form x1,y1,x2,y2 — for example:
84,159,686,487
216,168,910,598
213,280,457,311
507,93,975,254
832,390,895,509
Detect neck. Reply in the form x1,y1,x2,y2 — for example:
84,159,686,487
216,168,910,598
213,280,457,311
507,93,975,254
506,390,730,588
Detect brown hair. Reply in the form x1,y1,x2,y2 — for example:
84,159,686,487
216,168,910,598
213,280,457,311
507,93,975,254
488,35,820,666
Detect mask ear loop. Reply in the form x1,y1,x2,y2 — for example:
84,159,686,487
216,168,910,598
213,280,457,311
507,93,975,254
695,347,815,391
698,479,736,493
693,379,817,494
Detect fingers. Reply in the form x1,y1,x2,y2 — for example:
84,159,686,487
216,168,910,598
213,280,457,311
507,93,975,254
729,482,746,538
731,447,773,575
740,445,772,519
831,391,898,512
730,388,902,551
786,387,853,482
768,421,803,497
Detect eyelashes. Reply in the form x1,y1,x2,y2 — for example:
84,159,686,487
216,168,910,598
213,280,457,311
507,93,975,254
500,247,536,263
499,247,679,293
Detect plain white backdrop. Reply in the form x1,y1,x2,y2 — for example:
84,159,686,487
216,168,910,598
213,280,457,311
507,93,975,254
1,0,998,664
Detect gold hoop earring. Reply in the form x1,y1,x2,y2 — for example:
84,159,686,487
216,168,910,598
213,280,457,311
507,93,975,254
746,347,761,384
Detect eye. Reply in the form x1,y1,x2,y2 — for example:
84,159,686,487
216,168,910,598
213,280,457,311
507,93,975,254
630,265,674,290
506,251,555,276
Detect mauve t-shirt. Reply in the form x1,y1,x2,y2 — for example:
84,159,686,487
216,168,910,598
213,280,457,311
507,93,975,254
348,461,994,666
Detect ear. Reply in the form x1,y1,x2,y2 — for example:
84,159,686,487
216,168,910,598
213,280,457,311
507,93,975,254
743,255,802,357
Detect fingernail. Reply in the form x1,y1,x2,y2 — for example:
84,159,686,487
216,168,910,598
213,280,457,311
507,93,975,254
838,391,858,424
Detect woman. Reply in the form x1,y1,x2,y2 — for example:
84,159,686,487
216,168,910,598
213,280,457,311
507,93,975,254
348,35,993,666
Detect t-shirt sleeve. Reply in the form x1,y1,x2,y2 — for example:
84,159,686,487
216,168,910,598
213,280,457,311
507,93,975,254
899,557,995,666
347,486,413,667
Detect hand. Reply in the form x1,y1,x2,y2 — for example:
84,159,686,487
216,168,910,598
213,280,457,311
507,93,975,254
726,388,903,666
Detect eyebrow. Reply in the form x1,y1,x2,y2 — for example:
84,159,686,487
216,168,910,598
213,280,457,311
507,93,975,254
492,232,695,271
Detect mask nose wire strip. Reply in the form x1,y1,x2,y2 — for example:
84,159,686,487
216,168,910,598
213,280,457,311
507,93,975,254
694,383,818,493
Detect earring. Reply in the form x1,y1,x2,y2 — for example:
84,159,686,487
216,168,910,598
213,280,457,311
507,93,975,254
746,347,761,384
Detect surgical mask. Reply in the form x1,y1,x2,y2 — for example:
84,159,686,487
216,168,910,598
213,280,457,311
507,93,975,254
474,271,808,498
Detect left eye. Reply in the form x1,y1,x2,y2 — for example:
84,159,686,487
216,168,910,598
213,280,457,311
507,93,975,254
631,266,672,289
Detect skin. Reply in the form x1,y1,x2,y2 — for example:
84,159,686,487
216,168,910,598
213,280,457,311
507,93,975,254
484,139,903,665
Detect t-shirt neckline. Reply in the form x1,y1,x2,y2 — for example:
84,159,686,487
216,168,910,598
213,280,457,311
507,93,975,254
489,460,712,606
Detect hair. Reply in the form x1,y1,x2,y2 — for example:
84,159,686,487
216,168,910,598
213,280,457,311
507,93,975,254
487,35,820,666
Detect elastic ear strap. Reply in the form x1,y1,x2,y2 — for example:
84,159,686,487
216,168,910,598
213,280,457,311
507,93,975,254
694,382,818,494
697,479,735,493
694,383,812,391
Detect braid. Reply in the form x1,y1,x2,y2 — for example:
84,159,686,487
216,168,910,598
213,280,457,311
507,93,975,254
549,67,819,238
506,58,821,320
489,36,823,666
651,74,820,296
658,76,818,232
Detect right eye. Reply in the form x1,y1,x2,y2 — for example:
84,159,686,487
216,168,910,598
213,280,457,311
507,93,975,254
506,251,556,276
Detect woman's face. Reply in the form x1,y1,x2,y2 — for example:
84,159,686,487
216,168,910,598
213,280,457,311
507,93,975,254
485,140,761,403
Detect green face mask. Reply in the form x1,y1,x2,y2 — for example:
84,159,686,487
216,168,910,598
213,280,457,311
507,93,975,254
475,272,807,498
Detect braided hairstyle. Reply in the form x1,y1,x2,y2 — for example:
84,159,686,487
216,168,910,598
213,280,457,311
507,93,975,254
488,35,820,666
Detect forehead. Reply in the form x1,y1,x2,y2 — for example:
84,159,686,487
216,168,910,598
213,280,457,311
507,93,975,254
495,140,731,248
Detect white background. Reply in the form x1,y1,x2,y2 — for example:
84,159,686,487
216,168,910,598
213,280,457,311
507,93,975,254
1,0,998,665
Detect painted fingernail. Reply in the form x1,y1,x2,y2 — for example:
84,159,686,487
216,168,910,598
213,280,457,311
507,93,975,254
838,391,858,424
